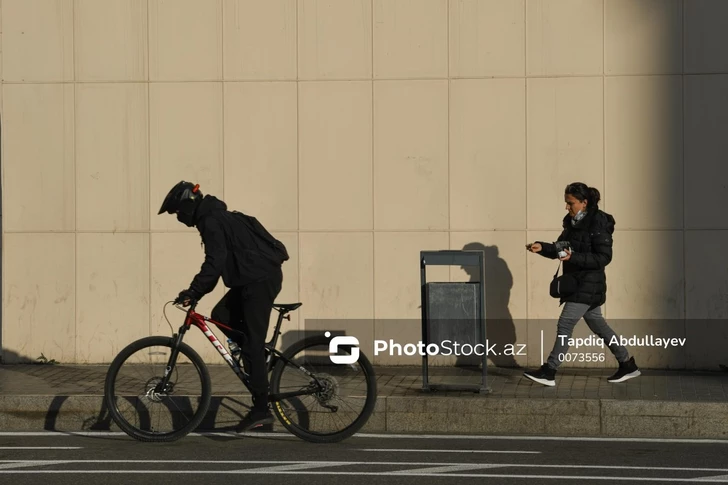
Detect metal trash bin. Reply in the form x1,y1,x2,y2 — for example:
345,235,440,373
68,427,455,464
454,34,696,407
420,250,489,393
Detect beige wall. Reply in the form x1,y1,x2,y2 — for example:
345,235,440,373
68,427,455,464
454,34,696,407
1,0,727,370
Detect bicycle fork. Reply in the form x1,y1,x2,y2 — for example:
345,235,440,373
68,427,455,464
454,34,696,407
154,325,189,395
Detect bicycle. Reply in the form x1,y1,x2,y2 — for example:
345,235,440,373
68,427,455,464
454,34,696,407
103,300,377,443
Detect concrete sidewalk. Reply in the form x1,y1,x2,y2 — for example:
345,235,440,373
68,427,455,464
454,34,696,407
1,363,728,439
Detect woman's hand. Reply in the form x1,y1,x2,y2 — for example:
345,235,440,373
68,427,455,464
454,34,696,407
558,248,572,261
526,242,542,253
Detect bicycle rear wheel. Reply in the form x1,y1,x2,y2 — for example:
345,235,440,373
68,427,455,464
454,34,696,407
269,335,377,443
104,336,211,442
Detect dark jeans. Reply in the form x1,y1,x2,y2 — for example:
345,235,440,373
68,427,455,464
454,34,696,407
211,268,283,412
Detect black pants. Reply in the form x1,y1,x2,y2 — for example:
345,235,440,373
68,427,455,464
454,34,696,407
211,268,282,412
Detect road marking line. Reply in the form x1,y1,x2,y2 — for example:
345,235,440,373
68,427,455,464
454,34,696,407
360,449,541,454
243,462,354,473
0,461,66,470
0,431,727,444
391,464,508,474
0,447,82,450
351,433,728,444
0,460,727,473
0,471,726,480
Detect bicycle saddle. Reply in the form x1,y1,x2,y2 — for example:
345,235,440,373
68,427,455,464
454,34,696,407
273,302,302,311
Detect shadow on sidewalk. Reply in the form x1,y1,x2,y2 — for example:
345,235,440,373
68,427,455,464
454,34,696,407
43,394,271,442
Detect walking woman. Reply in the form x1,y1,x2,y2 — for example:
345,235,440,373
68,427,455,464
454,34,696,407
523,182,640,387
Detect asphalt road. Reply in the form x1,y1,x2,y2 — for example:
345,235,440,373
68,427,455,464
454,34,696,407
1,431,728,484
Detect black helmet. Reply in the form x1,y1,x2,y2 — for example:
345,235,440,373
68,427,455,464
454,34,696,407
158,181,203,227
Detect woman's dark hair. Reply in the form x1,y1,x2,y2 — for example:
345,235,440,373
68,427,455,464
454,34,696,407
565,182,600,210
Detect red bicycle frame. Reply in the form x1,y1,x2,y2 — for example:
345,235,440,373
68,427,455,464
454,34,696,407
157,302,299,400
182,307,245,376
147,300,344,423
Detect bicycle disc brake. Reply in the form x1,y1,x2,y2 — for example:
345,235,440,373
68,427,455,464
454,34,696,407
312,373,339,412
145,377,174,403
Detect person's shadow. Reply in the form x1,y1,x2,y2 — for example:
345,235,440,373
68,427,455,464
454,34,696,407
459,242,520,369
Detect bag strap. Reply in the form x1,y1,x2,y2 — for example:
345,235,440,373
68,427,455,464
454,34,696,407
553,260,562,278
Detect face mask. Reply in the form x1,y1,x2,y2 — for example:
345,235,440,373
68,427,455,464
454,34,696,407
176,199,198,227
177,211,196,227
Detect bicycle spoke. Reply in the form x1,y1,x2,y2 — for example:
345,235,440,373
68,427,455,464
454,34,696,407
105,337,211,442
270,336,377,442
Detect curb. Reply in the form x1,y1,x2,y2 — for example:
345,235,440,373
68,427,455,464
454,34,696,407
2,395,727,440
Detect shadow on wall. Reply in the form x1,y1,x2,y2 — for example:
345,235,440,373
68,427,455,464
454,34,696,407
0,348,52,365
680,2,728,370
459,243,519,369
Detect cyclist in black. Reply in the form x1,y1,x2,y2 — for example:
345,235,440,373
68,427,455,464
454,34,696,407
158,181,286,431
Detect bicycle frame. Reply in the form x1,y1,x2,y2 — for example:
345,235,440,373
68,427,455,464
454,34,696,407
157,302,321,403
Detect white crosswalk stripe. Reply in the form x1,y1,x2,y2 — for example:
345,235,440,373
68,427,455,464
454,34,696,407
390,463,509,474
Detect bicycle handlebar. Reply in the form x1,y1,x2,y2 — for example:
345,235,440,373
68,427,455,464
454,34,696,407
171,299,198,313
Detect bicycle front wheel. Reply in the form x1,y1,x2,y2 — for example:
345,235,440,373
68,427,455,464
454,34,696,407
270,335,377,443
104,336,211,442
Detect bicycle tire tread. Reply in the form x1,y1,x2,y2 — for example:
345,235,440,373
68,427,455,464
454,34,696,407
269,334,377,443
103,336,212,442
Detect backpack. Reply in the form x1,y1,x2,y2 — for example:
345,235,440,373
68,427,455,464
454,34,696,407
231,211,289,265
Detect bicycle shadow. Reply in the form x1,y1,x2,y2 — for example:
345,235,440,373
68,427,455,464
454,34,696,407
42,330,324,443
43,395,304,443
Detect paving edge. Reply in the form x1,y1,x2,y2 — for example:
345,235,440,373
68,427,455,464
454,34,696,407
1,395,727,439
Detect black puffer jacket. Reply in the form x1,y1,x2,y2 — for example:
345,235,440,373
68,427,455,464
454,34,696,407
536,209,616,308
187,196,281,297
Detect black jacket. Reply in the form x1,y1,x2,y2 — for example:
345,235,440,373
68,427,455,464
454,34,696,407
537,209,616,307
188,196,281,297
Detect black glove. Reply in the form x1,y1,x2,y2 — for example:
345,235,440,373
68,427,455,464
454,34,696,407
175,289,200,306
